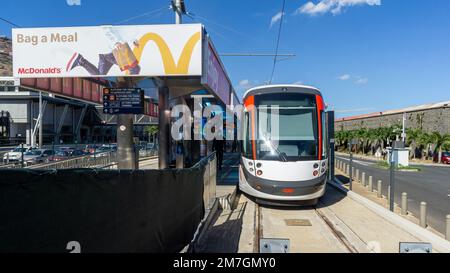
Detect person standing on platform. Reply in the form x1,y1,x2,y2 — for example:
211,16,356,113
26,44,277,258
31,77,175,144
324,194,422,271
213,137,224,170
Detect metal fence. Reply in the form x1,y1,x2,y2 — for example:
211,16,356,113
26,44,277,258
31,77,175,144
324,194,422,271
28,152,118,170
196,152,217,211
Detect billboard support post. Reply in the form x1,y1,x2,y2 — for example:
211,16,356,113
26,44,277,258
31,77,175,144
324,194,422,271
116,78,138,170
158,85,169,169
38,91,43,149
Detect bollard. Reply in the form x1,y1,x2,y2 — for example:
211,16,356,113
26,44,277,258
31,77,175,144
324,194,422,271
362,172,366,187
387,185,391,201
346,164,349,176
369,176,373,192
446,215,450,241
355,169,359,183
420,202,427,228
352,167,355,179
377,180,382,198
401,193,408,215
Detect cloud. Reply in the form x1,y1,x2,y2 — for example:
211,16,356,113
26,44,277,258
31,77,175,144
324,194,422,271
66,0,81,5
338,74,351,81
337,74,368,84
238,79,259,90
335,107,375,113
295,0,381,16
270,11,285,28
355,77,368,84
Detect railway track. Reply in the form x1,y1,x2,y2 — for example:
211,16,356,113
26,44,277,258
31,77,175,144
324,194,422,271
252,200,359,253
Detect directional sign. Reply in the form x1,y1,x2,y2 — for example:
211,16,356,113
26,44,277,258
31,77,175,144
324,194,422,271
102,88,144,115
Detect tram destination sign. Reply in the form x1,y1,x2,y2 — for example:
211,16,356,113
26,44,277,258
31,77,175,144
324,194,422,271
103,88,144,115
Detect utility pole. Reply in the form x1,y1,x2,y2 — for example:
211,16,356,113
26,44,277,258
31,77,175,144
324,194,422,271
39,91,43,148
402,112,406,144
156,0,186,169
116,78,138,170
389,146,396,212
172,0,185,24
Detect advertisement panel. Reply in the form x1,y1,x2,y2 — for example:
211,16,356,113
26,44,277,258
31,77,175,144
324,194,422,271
12,24,203,78
202,40,231,105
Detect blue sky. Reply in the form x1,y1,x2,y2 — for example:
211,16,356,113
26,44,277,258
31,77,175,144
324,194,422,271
1,0,449,118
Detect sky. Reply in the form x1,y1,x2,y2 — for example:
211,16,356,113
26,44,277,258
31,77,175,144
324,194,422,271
1,0,449,118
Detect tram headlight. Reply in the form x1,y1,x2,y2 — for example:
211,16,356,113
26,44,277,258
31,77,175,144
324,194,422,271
313,170,319,176
313,163,319,169
256,163,262,168
256,170,263,176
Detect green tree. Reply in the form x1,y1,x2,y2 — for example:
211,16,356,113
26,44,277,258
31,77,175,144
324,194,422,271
417,132,433,160
406,128,422,159
144,125,159,143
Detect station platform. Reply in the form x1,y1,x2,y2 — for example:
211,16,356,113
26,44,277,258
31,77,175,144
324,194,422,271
195,153,450,253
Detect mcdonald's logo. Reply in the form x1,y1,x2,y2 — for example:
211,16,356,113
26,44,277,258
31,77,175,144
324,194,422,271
132,31,201,75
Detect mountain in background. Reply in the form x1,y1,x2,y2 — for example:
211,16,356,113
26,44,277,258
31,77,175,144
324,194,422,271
0,36,12,76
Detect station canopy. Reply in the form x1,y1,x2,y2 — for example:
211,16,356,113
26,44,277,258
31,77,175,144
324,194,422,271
12,23,237,109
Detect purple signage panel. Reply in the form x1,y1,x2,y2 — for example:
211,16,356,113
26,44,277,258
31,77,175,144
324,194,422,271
205,42,230,105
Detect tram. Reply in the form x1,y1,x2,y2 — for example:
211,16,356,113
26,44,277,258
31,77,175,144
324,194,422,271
239,85,329,205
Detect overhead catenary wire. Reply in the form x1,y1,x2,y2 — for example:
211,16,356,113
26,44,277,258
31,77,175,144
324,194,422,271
0,17,21,28
114,6,170,25
269,0,286,84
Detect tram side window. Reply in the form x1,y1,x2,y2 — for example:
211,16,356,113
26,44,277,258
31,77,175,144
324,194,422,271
242,112,253,158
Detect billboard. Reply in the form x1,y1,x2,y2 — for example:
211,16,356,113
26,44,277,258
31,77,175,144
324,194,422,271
12,24,203,78
202,39,231,105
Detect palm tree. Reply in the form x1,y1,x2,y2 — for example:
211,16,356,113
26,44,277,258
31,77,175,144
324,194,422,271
430,132,450,163
406,128,421,159
417,132,433,160
144,125,159,143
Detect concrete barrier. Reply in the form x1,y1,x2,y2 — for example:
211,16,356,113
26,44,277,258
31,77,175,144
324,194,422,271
377,180,382,198
401,192,408,215
420,202,427,228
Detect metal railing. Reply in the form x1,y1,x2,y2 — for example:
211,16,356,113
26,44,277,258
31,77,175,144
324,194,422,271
193,152,217,211
28,152,118,170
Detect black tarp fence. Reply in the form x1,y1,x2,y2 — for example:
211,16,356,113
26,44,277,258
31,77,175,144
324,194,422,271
0,158,210,253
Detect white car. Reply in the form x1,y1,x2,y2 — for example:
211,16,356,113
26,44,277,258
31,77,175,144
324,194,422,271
2,146,35,163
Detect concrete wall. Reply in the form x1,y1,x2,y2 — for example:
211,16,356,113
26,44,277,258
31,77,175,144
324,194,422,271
335,106,450,134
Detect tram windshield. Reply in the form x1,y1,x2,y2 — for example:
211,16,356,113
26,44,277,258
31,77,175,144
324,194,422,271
243,93,319,161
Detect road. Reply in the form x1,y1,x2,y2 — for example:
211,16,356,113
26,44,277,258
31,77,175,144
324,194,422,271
336,154,450,235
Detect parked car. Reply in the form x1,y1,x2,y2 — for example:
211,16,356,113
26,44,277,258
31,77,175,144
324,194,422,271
434,151,450,164
92,146,114,158
49,150,70,162
23,149,55,165
68,149,87,157
2,146,36,163
84,144,101,154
